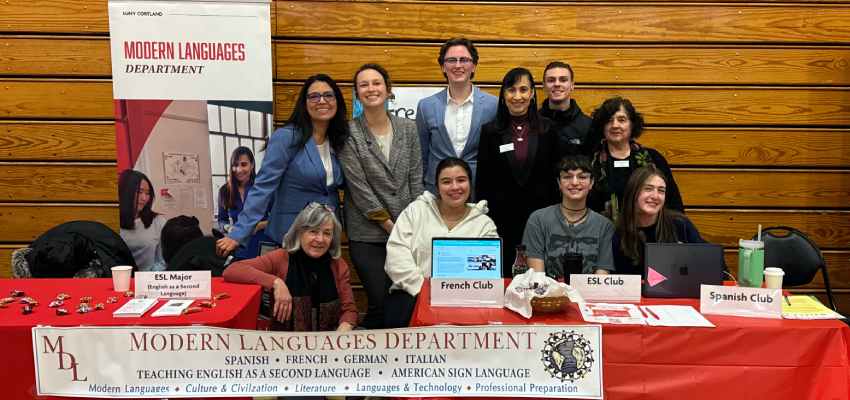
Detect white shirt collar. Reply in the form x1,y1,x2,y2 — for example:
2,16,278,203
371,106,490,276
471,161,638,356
446,85,475,106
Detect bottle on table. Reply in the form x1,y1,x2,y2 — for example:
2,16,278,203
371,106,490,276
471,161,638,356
512,244,529,277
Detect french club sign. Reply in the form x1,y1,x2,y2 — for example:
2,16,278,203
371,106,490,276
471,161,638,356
33,325,602,398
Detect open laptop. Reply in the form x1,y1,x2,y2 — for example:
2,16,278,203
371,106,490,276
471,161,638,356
431,237,502,279
643,243,724,298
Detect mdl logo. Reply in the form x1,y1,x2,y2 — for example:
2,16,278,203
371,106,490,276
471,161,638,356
41,336,88,382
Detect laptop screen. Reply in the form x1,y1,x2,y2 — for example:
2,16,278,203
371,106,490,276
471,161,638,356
643,242,724,298
431,237,502,279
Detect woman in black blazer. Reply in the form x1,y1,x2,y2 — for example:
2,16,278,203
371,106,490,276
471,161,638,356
475,67,560,276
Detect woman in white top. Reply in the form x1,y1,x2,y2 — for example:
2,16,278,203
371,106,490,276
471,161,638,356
118,169,167,271
384,157,498,327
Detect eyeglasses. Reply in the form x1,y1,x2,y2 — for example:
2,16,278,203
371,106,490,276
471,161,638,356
560,173,592,182
306,92,336,103
444,57,473,65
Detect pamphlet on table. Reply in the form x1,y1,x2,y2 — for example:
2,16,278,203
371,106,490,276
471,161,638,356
151,299,194,317
641,305,715,327
579,303,646,325
112,298,158,318
782,295,845,320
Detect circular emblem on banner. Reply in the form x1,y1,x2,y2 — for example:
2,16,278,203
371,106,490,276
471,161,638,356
540,330,594,382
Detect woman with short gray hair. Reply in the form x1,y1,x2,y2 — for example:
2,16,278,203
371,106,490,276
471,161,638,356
223,202,357,331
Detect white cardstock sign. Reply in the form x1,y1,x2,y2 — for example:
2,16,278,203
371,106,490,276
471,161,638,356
431,278,505,308
108,0,272,100
32,325,603,398
134,271,211,299
386,86,442,119
699,284,782,319
570,274,642,303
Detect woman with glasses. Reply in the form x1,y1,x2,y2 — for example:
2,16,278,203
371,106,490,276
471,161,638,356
475,67,559,276
338,64,423,329
587,96,683,222
217,74,349,257
613,165,705,275
224,202,357,332
384,157,498,328
118,169,168,271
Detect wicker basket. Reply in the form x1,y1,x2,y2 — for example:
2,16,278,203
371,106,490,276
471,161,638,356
531,295,571,313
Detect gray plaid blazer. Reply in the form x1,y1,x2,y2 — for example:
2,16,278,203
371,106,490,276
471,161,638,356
339,114,424,242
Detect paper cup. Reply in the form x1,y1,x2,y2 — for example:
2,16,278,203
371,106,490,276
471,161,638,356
111,265,133,292
763,267,785,289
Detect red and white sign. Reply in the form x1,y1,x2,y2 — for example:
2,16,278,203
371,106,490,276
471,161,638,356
33,325,602,398
108,0,272,100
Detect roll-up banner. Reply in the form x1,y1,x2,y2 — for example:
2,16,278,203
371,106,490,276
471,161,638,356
33,325,603,398
108,0,272,269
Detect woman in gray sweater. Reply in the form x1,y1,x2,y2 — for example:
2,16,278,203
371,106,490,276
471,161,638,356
338,63,423,328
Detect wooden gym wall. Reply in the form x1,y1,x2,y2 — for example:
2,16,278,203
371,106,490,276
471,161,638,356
0,0,848,311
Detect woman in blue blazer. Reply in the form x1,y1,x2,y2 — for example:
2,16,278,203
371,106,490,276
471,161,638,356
216,74,350,256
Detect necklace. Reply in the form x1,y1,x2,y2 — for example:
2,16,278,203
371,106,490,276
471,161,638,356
561,204,587,212
441,207,469,225
560,204,588,225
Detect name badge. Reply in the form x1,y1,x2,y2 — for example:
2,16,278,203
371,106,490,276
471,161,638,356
499,143,515,153
135,270,212,299
613,160,630,168
431,278,504,308
699,284,781,319
570,274,641,302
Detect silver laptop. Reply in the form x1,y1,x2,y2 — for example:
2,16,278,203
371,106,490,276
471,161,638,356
643,243,724,298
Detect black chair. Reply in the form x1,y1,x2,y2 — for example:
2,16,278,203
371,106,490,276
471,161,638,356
754,226,835,310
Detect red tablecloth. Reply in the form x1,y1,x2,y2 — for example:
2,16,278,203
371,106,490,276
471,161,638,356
0,277,261,399
410,279,850,400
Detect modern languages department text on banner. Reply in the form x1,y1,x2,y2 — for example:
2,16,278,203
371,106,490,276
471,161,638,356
32,325,602,398
108,0,272,100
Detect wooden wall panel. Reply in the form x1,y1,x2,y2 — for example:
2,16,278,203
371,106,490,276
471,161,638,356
0,163,116,202
0,122,116,161
6,38,850,85
675,169,850,208
690,210,850,249
0,80,113,119
0,0,108,33
277,2,850,43
7,80,849,127
274,84,850,126
8,122,849,168
311,0,850,3
0,246,19,278
0,204,117,242
641,128,850,168
0,37,111,77
277,42,850,86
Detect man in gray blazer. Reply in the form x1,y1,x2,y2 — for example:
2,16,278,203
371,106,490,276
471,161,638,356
416,37,498,194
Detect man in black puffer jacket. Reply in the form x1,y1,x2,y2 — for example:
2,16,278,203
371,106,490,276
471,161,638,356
539,61,593,158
